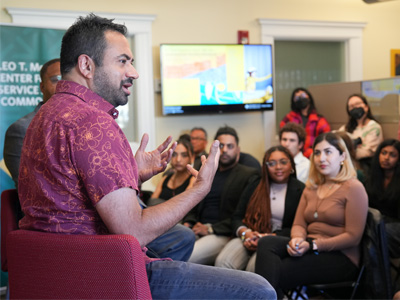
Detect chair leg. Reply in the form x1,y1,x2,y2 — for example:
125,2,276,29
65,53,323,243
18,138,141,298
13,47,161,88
349,265,365,299
285,286,308,300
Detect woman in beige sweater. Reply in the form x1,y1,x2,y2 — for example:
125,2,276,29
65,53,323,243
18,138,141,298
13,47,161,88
255,132,368,299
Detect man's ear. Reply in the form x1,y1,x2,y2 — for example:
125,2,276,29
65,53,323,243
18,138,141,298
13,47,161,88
39,81,45,94
77,54,95,79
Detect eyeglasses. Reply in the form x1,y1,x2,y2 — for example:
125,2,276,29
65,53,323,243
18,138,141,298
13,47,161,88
265,159,290,168
219,143,235,150
190,137,206,141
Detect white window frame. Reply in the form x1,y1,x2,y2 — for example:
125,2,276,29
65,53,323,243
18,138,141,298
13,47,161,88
6,7,156,150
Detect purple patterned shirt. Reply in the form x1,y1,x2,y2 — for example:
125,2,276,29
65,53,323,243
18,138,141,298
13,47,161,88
19,80,139,235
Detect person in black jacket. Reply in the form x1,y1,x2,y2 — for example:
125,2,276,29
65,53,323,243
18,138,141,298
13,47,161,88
215,146,304,271
183,126,260,265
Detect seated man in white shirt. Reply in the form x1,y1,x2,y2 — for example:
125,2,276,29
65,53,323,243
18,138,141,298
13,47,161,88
279,122,310,183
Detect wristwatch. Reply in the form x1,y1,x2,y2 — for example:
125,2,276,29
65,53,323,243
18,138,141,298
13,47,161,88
240,228,251,241
312,240,319,255
241,230,247,241
306,238,319,255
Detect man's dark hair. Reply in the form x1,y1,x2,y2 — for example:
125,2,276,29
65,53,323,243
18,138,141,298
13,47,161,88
214,125,239,144
190,127,208,140
60,13,127,75
40,58,60,81
279,122,306,145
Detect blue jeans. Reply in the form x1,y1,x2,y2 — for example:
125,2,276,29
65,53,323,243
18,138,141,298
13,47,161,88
146,223,195,261
146,260,276,299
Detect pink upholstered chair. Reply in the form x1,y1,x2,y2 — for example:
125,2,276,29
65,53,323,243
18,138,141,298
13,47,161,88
1,189,152,299
1,189,19,272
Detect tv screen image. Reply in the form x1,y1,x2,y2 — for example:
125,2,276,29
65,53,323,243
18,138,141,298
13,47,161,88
160,44,274,115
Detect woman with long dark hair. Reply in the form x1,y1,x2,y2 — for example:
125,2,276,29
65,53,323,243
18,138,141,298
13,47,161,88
280,87,330,158
366,139,400,259
215,146,304,272
339,94,383,171
255,133,368,299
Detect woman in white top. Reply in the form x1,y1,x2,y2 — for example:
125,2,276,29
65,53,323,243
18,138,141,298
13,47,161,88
215,146,305,272
339,94,383,170
339,94,383,160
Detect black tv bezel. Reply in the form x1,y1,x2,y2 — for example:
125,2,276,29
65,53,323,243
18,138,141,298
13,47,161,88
160,43,274,116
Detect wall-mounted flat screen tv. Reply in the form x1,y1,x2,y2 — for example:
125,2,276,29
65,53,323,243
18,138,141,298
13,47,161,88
160,44,274,115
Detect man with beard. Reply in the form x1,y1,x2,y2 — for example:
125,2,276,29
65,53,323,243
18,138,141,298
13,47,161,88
184,126,260,265
18,14,276,299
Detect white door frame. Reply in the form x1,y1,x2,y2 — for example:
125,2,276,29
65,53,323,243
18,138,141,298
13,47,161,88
258,18,367,149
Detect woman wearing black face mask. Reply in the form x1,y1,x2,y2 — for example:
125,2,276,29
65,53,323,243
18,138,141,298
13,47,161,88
338,94,383,172
280,87,331,159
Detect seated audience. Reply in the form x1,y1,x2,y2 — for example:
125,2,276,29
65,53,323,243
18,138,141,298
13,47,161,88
365,139,400,260
279,122,310,183
215,146,304,272
183,125,260,265
338,93,383,172
255,132,368,299
335,131,365,183
149,138,196,205
280,87,330,158
190,127,208,170
17,14,276,299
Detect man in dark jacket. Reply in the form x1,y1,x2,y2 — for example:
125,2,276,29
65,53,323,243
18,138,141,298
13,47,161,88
184,125,259,265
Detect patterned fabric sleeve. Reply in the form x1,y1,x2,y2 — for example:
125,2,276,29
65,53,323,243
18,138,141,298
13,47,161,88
71,111,139,206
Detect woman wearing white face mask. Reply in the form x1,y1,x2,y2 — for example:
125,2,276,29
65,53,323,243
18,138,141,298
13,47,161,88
339,94,383,172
